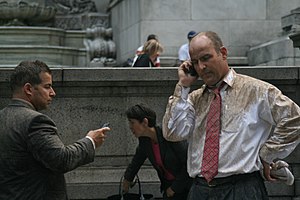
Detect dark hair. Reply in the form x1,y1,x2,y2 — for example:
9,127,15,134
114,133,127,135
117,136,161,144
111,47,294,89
126,104,156,127
198,31,223,53
10,60,51,92
147,34,158,41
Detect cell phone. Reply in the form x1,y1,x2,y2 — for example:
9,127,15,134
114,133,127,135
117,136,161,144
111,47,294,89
187,64,198,76
101,122,110,128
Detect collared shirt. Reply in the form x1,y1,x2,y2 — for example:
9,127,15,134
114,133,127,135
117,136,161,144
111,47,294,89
151,142,175,181
162,69,300,178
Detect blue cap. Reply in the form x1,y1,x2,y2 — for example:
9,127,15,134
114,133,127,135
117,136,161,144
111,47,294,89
187,31,197,39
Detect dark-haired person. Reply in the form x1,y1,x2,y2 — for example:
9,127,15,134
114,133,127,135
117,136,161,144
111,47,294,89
122,104,192,199
132,34,161,67
0,60,110,200
163,31,300,200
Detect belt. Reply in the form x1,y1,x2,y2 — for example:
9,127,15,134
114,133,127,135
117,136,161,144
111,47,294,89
194,171,260,187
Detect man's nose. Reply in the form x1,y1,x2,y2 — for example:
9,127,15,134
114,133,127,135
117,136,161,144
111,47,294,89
50,87,56,97
196,61,206,70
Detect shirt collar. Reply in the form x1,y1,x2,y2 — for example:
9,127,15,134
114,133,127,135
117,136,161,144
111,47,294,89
204,68,235,92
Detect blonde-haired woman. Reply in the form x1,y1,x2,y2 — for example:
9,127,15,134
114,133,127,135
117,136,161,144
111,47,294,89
133,39,163,67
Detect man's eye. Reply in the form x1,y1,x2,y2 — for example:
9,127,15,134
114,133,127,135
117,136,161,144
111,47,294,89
191,60,197,65
200,55,211,62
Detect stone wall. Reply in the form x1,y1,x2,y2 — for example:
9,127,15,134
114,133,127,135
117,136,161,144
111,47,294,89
108,0,300,66
0,67,299,199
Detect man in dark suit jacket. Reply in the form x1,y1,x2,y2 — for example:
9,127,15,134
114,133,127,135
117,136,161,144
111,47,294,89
0,60,110,200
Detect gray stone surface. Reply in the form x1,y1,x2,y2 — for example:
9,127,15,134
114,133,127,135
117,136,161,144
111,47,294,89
0,26,65,46
281,9,300,32
109,0,300,66
290,32,300,49
192,0,266,20
247,36,300,66
0,25,116,67
0,26,87,67
267,0,300,20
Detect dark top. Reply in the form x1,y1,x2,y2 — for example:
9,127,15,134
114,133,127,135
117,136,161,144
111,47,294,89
133,54,154,67
0,99,95,200
124,126,192,194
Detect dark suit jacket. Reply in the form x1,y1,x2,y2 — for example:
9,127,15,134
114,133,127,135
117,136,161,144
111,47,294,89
124,126,192,194
0,99,95,200
133,54,154,67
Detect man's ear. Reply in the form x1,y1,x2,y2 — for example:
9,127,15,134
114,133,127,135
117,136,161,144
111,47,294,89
220,46,228,60
23,83,33,96
142,118,149,126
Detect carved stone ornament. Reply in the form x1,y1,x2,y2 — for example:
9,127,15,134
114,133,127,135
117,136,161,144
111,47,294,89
52,0,97,15
0,1,56,26
84,26,117,67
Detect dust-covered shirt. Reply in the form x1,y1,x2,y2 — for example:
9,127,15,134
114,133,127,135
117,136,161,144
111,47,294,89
162,69,300,178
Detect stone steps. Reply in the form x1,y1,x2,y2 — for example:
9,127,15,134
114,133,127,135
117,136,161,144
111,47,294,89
0,26,85,47
0,26,88,67
65,166,161,200
0,45,87,66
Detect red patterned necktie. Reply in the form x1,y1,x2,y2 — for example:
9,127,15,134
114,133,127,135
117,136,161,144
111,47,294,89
201,83,225,183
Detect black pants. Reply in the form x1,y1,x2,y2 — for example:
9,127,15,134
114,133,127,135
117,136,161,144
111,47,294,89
163,191,189,200
162,185,190,200
187,171,269,200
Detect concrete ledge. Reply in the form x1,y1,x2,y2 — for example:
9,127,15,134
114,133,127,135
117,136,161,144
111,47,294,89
1,66,299,82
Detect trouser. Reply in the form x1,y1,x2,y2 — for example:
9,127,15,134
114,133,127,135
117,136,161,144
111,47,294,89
187,171,269,200
163,191,189,200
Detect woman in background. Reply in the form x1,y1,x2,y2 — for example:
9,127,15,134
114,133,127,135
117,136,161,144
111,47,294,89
133,39,163,67
122,104,192,199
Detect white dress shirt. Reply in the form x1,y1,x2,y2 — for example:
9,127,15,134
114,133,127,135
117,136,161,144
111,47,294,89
178,43,190,62
163,69,300,178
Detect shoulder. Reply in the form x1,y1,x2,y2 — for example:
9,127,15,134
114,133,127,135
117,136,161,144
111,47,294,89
8,100,48,123
229,71,284,102
133,54,151,67
234,72,276,91
138,136,151,145
137,45,143,51
137,54,150,63
179,43,188,51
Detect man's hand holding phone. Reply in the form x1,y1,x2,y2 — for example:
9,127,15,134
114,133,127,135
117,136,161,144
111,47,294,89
101,122,110,128
178,61,198,87
87,122,111,148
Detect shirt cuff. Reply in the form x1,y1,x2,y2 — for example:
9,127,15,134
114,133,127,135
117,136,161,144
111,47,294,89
174,83,190,99
181,86,190,100
85,136,96,149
